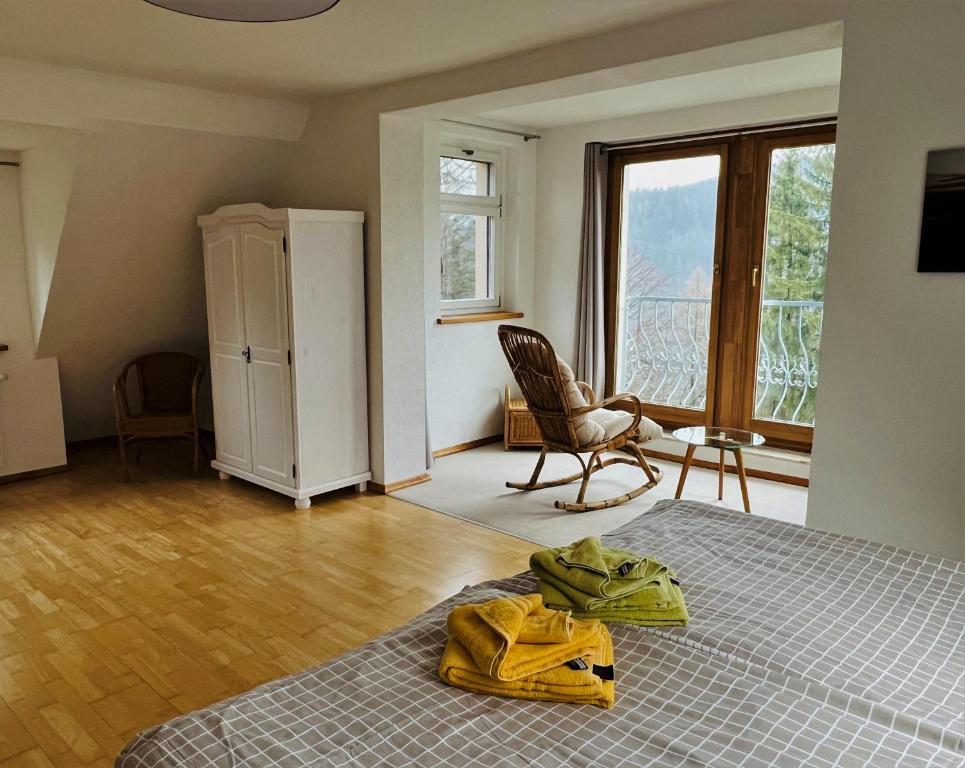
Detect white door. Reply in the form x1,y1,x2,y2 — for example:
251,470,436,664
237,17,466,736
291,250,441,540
240,223,295,486
203,226,253,471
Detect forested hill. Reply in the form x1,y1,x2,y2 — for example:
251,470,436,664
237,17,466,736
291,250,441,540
624,178,717,297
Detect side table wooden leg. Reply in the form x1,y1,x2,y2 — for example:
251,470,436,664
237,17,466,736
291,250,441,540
718,448,725,500
675,444,696,499
734,448,751,513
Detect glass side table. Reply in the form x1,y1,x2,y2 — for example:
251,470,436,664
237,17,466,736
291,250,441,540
671,426,764,513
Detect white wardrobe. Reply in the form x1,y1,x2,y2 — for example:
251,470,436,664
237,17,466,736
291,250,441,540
198,203,369,508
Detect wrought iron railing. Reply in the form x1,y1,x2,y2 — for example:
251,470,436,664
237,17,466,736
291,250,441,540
618,296,824,425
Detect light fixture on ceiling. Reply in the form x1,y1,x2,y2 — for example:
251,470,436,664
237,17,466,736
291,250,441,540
143,0,341,22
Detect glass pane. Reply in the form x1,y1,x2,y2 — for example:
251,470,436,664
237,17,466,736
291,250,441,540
440,213,493,301
440,156,491,195
753,143,835,426
616,154,721,410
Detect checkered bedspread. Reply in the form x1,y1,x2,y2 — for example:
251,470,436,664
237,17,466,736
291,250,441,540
116,500,965,767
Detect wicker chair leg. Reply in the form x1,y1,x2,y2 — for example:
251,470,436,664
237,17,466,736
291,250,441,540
526,446,548,486
507,448,591,492
193,433,201,477
555,442,664,512
574,451,599,505
117,436,130,483
628,441,659,485
507,446,547,490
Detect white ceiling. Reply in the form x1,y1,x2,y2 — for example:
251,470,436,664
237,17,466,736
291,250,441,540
0,120,73,151
477,48,842,129
0,0,722,100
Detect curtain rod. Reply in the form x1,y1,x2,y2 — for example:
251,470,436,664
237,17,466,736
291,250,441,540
603,116,837,152
441,119,541,142
0,161,19,167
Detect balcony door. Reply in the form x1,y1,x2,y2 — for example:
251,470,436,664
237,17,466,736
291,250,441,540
606,123,836,450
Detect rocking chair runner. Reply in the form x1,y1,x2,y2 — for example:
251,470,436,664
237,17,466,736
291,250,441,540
497,325,664,512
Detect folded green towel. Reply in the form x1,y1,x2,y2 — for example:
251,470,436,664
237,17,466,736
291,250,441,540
530,537,670,602
536,567,676,611
534,565,676,612
531,537,689,627
540,579,689,627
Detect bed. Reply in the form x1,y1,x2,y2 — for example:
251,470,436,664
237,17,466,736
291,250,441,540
116,499,965,767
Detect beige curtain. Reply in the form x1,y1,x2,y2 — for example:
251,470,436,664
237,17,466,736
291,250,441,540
576,142,608,394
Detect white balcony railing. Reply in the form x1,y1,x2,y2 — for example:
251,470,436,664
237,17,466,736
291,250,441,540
618,296,824,426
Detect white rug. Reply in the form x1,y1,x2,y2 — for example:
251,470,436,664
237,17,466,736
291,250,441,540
393,444,808,546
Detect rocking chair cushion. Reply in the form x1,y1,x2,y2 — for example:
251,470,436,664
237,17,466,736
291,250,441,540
555,356,604,445
585,409,635,444
556,355,663,446
635,415,664,443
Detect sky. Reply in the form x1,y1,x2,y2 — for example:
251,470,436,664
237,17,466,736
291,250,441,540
624,154,720,191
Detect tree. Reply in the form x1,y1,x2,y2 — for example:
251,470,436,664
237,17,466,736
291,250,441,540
755,144,836,425
440,156,486,300
762,144,834,302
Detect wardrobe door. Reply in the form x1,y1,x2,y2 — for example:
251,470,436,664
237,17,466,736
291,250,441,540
240,223,295,486
203,225,253,471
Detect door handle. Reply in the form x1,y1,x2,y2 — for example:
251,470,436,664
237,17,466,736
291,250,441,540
751,267,760,288
242,345,251,363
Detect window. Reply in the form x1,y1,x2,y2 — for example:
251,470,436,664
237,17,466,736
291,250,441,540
439,148,502,310
606,122,836,451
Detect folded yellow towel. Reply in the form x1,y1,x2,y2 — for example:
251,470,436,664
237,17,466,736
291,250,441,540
440,606,615,709
447,593,604,681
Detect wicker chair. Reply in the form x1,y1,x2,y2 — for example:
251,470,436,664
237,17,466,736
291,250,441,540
498,325,663,512
113,352,206,481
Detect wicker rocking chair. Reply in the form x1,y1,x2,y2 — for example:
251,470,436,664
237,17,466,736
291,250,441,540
498,325,663,512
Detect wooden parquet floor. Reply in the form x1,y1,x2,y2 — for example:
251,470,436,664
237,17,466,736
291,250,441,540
0,441,535,767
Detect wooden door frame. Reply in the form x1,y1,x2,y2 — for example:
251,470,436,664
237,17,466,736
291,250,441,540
739,125,837,451
603,120,837,451
604,139,730,430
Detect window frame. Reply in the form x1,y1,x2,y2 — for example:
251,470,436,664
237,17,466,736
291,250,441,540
740,127,837,451
604,140,729,431
439,145,504,312
603,120,837,453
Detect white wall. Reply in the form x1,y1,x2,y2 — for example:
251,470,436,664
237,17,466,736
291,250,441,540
0,160,66,476
424,124,538,452
806,4,965,560
283,97,388,479
19,129,78,346
35,122,291,441
376,114,431,482
282,0,965,559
